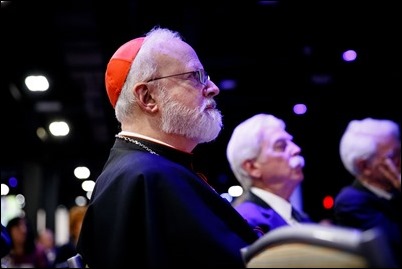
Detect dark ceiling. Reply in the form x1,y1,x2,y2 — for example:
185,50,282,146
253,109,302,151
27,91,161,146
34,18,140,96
1,1,400,219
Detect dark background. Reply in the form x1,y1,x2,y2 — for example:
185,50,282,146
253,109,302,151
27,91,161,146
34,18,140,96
1,1,400,223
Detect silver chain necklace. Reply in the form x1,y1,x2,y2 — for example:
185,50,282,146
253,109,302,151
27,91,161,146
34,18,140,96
115,135,158,155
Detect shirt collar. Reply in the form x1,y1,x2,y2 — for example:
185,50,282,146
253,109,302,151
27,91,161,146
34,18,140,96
250,187,293,222
118,131,175,149
360,181,393,200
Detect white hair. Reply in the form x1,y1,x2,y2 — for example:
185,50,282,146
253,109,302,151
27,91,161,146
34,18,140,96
339,117,400,176
226,114,286,190
115,27,183,123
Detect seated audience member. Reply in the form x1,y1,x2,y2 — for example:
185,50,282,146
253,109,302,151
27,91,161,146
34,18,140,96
226,113,313,236
1,216,50,268
334,117,400,266
36,228,56,267
76,26,259,268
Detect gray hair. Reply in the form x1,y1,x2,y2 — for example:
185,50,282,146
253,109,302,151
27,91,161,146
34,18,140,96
115,27,183,123
226,114,286,190
339,117,400,176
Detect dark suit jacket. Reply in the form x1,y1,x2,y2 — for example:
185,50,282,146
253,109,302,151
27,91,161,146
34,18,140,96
234,191,312,235
334,179,401,266
77,138,258,268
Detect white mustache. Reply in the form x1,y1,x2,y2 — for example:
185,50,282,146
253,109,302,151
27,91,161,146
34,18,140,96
289,155,305,169
203,99,216,110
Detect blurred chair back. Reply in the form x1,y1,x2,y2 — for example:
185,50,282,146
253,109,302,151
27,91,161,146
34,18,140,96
241,224,397,268
67,253,84,268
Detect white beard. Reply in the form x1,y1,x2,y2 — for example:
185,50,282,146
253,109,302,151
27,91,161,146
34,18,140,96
159,91,223,143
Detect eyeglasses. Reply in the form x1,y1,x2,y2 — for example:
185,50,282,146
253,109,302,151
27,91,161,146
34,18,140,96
146,69,210,86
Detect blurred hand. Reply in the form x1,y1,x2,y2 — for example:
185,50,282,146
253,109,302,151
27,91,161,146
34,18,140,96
378,158,401,191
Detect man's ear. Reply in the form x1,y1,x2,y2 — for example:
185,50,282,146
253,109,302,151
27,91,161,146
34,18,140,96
242,159,262,179
133,83,158,112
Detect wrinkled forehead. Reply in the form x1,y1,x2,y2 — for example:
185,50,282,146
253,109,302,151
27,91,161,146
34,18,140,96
377,135,401,153
262,127,292,144
155,40,201,70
